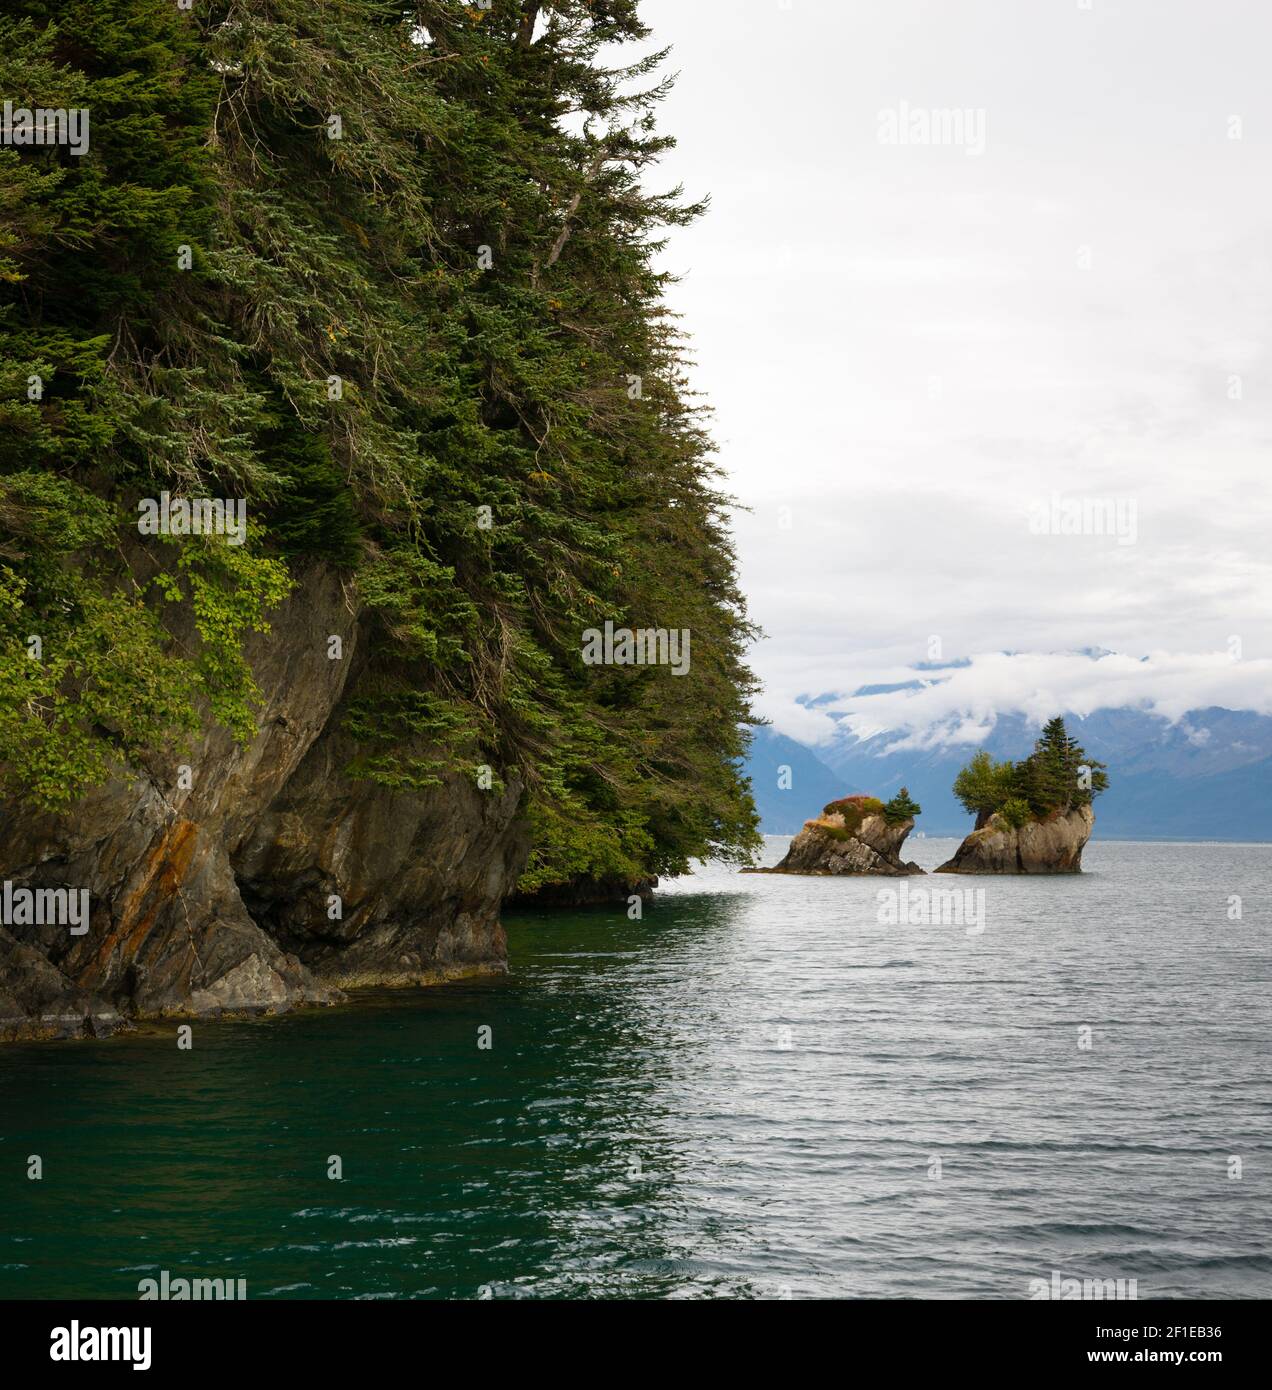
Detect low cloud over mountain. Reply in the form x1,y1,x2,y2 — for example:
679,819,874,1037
745,651,1272,839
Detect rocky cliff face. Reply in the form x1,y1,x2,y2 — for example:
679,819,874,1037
935,805,1094,874
755,799,924,876
0,564,530,1041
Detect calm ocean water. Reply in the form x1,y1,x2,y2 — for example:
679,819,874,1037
1,837,1269,1300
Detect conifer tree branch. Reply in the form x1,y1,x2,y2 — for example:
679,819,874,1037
517,3,541,49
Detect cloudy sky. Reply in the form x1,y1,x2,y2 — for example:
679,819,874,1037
636,0,1272,748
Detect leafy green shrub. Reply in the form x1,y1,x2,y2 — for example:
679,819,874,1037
819,794,886,836
952,750,1021,822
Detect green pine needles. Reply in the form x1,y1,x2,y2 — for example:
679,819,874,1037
0,1,761,886
882,786,921,823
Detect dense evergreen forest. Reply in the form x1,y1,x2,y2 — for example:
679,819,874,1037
0,1,760,893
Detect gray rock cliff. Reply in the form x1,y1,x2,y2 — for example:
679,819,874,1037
935,804,1094,874
0,564,529,1040
751,796,924,876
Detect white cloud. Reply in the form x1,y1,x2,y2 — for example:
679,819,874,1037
634,0,1272,735
756,649,1272,750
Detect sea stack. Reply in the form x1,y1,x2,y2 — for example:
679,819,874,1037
762,794,924,876
935,804,1094,874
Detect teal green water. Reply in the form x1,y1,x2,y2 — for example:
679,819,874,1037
2,838,1270,1299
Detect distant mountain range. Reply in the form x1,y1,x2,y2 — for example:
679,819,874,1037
744,707,1272,840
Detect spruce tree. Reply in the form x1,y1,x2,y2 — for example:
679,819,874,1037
1020,717,1107,816
882,786,921,823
